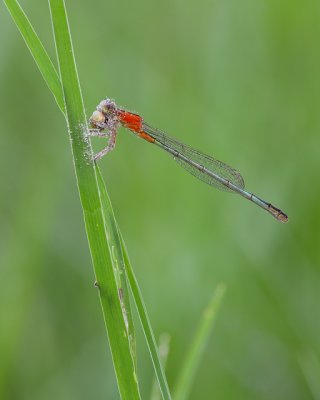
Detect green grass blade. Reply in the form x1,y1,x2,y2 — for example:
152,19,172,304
95,168,137,369
121,237,172,400
48,0,140,398
3,0,65,113
150,334,171,400
4,0,170,396
4,0,136,370
173,284,226,400
95,171,172,400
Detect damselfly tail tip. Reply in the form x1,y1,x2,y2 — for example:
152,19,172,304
268,204,289,223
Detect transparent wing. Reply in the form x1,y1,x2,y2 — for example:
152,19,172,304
143,123,245,192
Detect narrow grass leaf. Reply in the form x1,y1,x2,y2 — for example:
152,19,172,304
48,0,140,398
4,0,168,397
3,0,65,113
4,0,136,369
121,236,173,400
95,168,137,369
173,284,226,400
95,170,172,400
150,334,171,400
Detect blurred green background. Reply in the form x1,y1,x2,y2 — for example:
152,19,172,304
1,0,319,399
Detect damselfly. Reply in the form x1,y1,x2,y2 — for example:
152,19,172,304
89,98,288,223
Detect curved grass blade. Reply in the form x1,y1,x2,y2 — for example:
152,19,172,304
95,168,137,369
3,0,137,377
121,236,172,400
150,334,171,400
96,168,172,400
173,284,226,400
4,1,171,397
48,1,140,398
3,0,65,113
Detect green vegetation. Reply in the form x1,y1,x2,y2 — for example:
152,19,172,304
2,0,226,398
1,0,319,399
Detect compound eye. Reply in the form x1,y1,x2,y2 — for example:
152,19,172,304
98,98,116,114
89,110,106,128
98,100,110,114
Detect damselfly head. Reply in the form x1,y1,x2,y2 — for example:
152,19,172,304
97,98,117,116
89,110,106,129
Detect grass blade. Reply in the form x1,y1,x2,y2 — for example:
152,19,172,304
48,0,140,398
95,168,137,369
95,170,172,400
3,0,65,113
121,236,172,400
173,284,226,400
150,334,171,400
3,0,136,370
4,0,171,396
